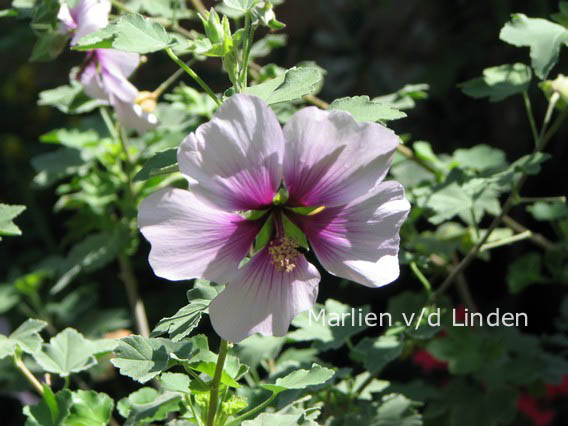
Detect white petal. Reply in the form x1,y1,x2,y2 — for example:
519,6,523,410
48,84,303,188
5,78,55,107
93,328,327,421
178,94,284,211
299,181,410,287
138,188,261,283
283,107,400,207
209,250,320,343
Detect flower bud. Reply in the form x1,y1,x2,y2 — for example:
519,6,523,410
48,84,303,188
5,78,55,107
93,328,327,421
540,74,568,109
135,91,157,113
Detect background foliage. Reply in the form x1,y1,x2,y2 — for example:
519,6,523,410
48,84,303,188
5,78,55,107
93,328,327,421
1,0,568,425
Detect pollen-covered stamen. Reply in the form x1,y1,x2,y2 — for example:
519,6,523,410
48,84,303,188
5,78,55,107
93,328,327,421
268,236,300,272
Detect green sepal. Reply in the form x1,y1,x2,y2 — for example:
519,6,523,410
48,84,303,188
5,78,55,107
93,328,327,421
272,186,289,205
254,215,273,252
287,205,325,216
240,209,269,220
282,214,309,250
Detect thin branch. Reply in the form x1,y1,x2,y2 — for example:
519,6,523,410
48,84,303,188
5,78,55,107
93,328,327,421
14,356,44,396
206,340,229,426
431,97,567,300
189,0,208,16
165,48,222,106
119,255,150,337
501,215,555,251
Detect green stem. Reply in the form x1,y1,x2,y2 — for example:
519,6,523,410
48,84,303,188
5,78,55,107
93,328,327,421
225,392,278,426
431,95,567,300
480,230,532,252
119,254,150,338
99,107,119,141
518,195,566,204
410,261,432,295
522,90,539,146
239,13,252,90
14,354,44,395
206,339,229,426
165,48,222,106
153,62,193,98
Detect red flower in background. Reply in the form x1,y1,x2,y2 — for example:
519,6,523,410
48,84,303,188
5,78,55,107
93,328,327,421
412,350,448,374
517,394,555,426
545,375,568,399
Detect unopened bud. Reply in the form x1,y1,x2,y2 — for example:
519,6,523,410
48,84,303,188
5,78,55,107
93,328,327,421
540,74,568,109
135,91,157,113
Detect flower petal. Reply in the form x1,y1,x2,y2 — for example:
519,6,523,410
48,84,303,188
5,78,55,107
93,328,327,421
178,94,284,211
138,188,261,283
283,107,400,207
111,95,158,134
78,60,108,101
69,0,111,45
100,59,139,102
98,49,139,80
209,249,320,343
297,181,410,287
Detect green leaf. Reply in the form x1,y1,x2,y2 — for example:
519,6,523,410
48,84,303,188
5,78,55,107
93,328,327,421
0,319,47,360
351,335,403,374
452,144,507,171
262,363,334,393
426,329,505,375
234,335,285,370
38,81,104,114
250,34,287,59
242,413,302,426
159,372,191,393
245,66,323,105
75,14,173,54
0,203,26,239
23,389,72,426
33,328,114,377
0,283,20,314
31,148,85,188
425,180,500,226
111,336,194,383
30,31,69,62
374,83,429,110
329,96,406,122
526,201,568,221
289,299,371,351
185,335,248,388
133,149,179,182
375,393,423,426
65,390,114,426
507,252,547,294
459,63,532,102
53,230,124,294
118,388,181,425
499,14,568,79
151,283,220,342
0,9,18,18
223,0,258,13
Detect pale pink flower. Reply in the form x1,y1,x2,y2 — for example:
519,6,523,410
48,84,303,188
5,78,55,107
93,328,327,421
58,0,158,133
139,94,410,342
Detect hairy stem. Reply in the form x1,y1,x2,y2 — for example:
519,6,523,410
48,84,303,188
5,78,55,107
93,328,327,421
119,254,150,337
207,339,229,426
166,48,222,106
189,0,207,15
522,90,539,146
239,13,252,90
14,355,44,395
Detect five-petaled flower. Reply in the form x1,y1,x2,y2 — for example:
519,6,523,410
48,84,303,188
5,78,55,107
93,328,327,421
58,0,158,133
138,94,410,343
